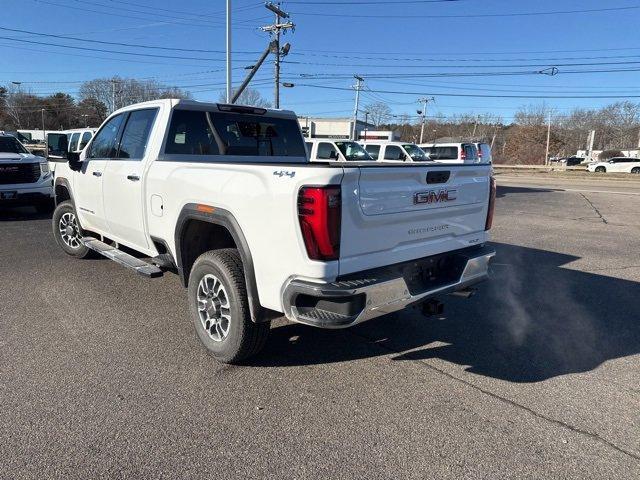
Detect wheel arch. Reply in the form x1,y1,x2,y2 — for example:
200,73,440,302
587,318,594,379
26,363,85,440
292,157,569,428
175,204,270,323
54,177,73,205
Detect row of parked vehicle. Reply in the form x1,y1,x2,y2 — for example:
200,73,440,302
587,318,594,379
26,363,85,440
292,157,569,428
304,139,493,164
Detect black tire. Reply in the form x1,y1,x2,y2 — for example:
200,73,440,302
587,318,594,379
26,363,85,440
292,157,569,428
631,167,640,174
35,199,55,214
188,248,270,364
52,201,92,258
595,166,606,173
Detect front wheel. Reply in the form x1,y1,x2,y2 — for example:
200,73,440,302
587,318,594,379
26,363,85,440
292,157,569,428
188,248,270,364
52,201,92,258
595,166,606,173
631,167,640,174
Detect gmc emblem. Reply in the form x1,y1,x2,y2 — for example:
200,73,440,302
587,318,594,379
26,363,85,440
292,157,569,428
414,189,457,204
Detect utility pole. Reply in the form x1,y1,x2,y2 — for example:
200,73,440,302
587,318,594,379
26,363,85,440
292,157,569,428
351,75,363,141
544,110,552,165
226,0,232,103
41,108,45,141
364,111,369,141
418,97,434,144
263,2,293,109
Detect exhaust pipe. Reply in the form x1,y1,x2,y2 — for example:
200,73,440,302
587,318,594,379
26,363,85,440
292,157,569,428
422,299,444,316
449,288,476,299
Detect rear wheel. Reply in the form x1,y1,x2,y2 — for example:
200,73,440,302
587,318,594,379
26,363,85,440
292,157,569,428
631,167,640,174
595,166,606,173
188,248,270,363
52,201,92,258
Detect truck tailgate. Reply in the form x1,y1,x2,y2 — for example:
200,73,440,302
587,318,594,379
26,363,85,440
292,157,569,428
339,164,492,275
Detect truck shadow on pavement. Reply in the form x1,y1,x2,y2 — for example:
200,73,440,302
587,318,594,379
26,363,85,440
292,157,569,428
257,242,640,383
495,185,558,198
0,206,51,222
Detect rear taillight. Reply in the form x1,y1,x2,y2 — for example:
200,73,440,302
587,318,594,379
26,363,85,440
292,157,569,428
485,176,496,230
460,148,467,161
298,186,342,261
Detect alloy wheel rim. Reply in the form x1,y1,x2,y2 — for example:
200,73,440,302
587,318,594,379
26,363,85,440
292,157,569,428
59,212,81,249
196,274,231,342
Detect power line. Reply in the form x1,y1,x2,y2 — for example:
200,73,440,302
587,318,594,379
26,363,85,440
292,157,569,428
0,26,262,55
0,35,228,61
295,83,640,99
290,5,640,18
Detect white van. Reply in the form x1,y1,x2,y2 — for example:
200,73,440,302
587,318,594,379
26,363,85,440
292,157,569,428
419,142,479,164
305,138,373,162
359,140,431,162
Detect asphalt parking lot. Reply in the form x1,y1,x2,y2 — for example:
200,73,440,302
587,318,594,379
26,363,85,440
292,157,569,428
1,175,639,479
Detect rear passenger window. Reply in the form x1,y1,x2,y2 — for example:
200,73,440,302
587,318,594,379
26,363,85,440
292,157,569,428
384,145,404,160
365,145,380,159
316,142,338,160
117,109,158,159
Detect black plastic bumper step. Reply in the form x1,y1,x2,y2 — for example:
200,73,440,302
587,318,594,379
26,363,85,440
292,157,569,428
81,237,163,278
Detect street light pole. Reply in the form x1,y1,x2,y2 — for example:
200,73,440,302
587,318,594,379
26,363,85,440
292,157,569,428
226,0,232,103
351,75,363,141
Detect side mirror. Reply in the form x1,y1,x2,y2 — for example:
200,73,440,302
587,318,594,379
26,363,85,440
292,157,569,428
68,151,82,171
399,153,407,161
608,159,615,163
329,150,338,160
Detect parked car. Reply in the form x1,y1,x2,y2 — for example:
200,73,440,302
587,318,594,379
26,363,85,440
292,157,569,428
587,157,640,173
305,138,373,161
51,99,496,363
474,142,493,164
358,140,431,162
553,156,584,166
0,133,54,212
419,142,479,164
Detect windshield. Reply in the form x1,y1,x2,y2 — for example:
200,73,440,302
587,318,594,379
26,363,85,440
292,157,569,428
0,136,28,154
402,144,429,161
334,141,373,161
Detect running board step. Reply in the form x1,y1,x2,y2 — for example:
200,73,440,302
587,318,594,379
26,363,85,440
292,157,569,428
81,237,163,278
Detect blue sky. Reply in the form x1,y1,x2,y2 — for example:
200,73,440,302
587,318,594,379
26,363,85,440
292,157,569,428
2,0,640,124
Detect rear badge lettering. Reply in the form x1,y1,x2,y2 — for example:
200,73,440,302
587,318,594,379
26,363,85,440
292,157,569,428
273,170,296,178
414,189,457,204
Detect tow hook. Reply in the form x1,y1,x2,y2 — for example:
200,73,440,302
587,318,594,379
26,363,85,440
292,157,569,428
422,299,444,316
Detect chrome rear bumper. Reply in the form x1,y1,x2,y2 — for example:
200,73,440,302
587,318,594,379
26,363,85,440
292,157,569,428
282,245,495,329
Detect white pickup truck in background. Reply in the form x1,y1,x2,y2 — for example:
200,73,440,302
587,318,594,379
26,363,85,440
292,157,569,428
51,99,496,363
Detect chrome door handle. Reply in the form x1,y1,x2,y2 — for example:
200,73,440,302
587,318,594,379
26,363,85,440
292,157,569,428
127,174,140,181
92,171,102,177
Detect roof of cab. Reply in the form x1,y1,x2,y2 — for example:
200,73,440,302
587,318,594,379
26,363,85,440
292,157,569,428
358,140,417,146
110,98,298,119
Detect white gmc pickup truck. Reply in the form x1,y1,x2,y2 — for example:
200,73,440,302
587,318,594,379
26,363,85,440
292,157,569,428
51,99,496,363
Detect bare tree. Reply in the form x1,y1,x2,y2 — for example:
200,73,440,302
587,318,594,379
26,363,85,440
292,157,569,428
80,77,191,113
364,102,391,127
